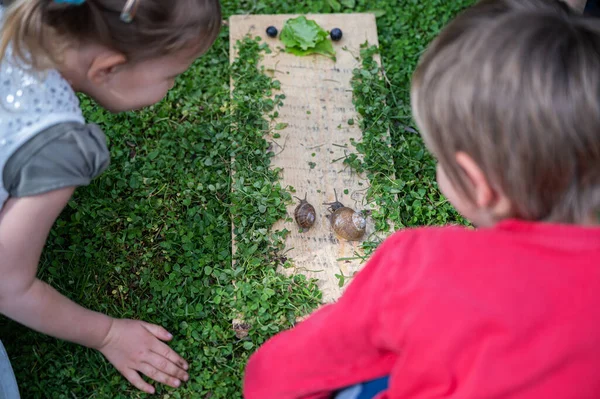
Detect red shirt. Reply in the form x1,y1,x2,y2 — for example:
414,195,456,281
244,220,600,399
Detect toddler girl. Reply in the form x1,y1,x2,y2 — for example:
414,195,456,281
243,0,600,398
0,0,220,394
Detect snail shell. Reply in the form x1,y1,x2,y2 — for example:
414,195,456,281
324,190,366,241
329,207,366,241
294,194,316,230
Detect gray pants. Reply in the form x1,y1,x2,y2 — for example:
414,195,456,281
0,341,19,399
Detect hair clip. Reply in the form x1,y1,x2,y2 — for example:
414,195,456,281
120,0,140,23
53,0,86,5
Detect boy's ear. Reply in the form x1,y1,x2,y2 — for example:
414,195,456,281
455,152,494,208
87,51,127,86
455,151,512,217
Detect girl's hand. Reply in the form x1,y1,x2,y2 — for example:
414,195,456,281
97,318,189,394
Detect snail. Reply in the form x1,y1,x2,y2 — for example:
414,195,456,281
294,193,316,231
323,190,367,241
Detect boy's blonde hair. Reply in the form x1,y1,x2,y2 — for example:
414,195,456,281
411,0,600,224
0,0,221,70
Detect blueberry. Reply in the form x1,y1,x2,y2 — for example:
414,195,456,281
330,28,343,41
266,26,278,38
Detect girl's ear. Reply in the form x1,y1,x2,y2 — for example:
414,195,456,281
455,151,512,217
87,51,127,86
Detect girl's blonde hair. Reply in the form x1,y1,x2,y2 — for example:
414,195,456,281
0,0,221,70
411,0,600,224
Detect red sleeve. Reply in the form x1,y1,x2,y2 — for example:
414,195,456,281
243,229,420,399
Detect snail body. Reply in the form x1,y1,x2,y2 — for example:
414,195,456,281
324,190,366,241
294,194,316,231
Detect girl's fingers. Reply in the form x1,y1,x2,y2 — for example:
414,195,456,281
138,363,182,389
141,321,173,341
122,368,155,394
145,352,189,382
152,340,189,370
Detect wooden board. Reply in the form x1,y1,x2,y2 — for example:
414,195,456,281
230,14,383,304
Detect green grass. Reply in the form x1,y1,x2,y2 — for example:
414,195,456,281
0,0,472,397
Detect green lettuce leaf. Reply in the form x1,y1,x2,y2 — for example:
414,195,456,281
280,16,329,51
285,39,337,61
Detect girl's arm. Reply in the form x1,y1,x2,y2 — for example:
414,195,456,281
0,188,113,346
0,188,189,394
